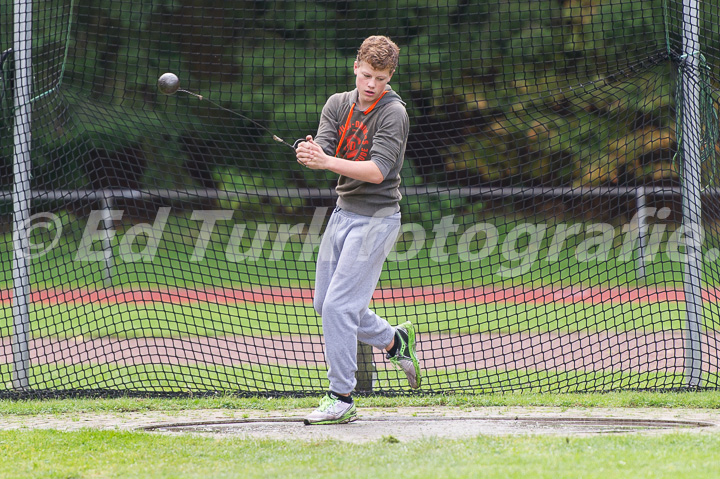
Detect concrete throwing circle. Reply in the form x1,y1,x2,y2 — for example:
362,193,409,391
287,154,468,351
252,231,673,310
143,416,713,442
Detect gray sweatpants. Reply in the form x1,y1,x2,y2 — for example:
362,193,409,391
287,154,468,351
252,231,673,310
313,207,401,395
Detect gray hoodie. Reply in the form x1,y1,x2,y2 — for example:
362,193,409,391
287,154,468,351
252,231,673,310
314,86,409,217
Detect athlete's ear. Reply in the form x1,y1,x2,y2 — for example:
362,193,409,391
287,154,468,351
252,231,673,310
353,61,358,73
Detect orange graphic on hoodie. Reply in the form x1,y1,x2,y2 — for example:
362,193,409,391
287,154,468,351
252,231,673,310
335,90,389,162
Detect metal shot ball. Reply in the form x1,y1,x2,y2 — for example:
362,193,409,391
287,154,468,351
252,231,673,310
157,72,180,95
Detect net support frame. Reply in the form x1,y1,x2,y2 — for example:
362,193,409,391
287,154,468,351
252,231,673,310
10,0,32,391
636,187,648,280
99,196,116,287
680,0,704,388
355,341,376,393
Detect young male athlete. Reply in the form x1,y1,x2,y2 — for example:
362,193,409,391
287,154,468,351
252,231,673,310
295,35,421,425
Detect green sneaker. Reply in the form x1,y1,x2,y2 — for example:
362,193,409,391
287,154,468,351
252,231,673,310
304,393,357,425
387,321,422,388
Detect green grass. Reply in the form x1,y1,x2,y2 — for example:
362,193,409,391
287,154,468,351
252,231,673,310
0,362,696,394
0,392,718,479
0,429,718,479
0,300,695,339
0,220,708,291
0,363,326,394
1,390,719,415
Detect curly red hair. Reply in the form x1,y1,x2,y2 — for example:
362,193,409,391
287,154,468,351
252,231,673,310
356,36,400,73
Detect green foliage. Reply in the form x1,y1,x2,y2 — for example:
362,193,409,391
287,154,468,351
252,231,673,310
3,0,710,198
213,165,305,218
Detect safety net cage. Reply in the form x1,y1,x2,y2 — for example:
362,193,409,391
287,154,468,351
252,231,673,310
0,0,719,397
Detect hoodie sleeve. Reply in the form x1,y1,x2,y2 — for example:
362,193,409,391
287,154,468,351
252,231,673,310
313,93,344,157
369,101,409,179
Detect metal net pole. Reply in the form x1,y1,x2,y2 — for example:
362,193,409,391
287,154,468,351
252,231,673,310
679,0,704,388
11,0,33,390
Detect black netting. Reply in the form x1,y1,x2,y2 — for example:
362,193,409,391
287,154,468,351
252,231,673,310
1,0,719,396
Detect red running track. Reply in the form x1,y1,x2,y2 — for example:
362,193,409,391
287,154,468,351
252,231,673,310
2,285,718,306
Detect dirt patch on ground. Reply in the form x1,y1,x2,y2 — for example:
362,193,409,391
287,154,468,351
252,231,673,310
1,407,718,443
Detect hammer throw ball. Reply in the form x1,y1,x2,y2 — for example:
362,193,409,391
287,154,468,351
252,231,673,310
157,72,180,95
